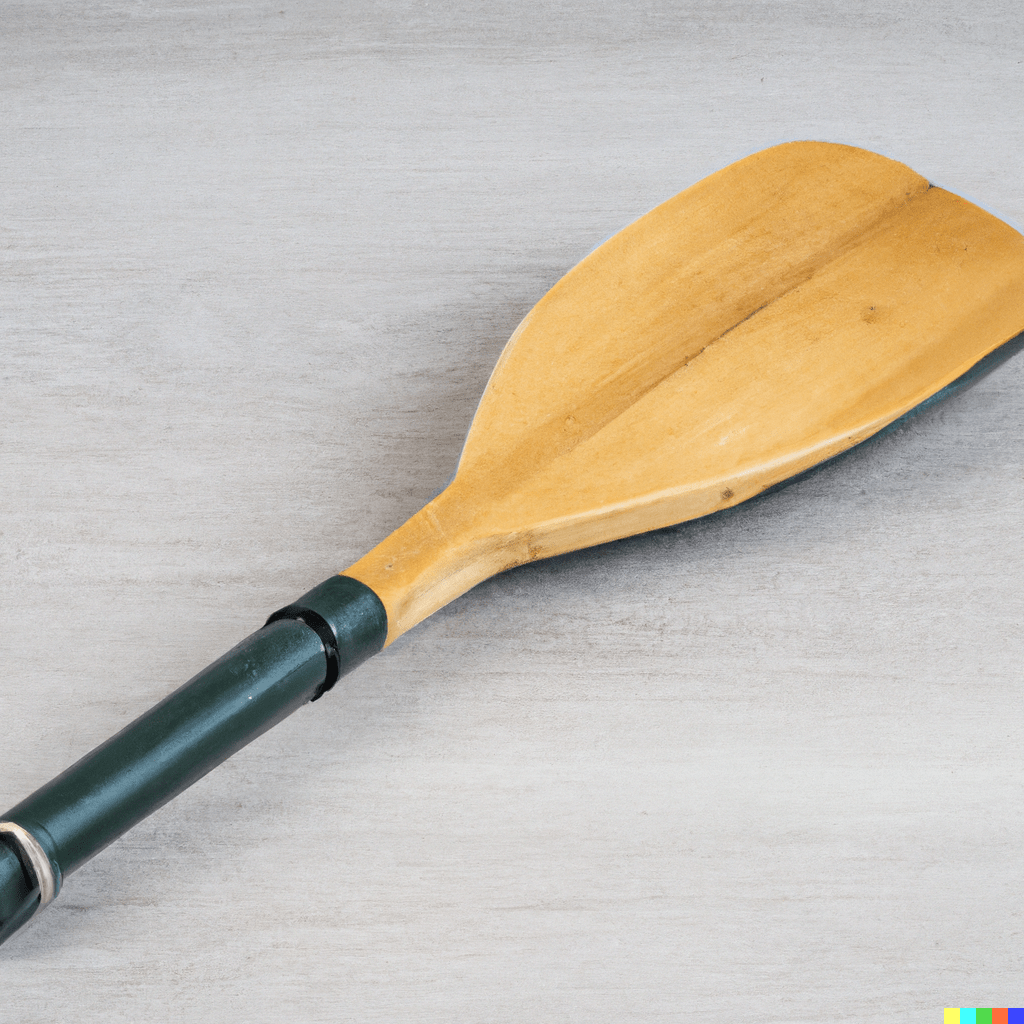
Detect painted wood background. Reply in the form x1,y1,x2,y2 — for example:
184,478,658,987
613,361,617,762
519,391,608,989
2,2,1022,1020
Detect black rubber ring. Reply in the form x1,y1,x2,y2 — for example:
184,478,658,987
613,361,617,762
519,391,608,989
264,605,340,700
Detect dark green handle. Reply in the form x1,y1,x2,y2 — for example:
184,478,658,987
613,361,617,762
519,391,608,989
0,575,386,947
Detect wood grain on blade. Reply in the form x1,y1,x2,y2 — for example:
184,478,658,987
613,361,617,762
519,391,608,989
345,142,1024,641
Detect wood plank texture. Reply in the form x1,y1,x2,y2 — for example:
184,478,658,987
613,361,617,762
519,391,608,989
1,2,1023,1021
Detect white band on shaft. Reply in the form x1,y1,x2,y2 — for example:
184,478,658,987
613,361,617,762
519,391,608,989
0,821,58,911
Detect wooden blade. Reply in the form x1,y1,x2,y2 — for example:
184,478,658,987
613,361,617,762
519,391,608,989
345,141,1024,642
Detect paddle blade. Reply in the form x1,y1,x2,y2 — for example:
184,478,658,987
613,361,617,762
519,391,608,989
348,142,1024,640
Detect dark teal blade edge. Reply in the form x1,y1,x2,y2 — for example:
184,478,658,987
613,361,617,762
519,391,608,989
757,329,1024,502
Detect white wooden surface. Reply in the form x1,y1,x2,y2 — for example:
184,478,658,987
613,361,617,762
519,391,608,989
1,3,1022,1020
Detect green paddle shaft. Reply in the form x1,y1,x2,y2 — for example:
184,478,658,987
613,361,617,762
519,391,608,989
0,575,386,947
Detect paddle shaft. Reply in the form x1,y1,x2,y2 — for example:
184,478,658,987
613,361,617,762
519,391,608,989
0,576,385,946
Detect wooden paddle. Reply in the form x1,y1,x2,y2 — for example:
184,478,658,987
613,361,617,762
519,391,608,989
2,141,1024,946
